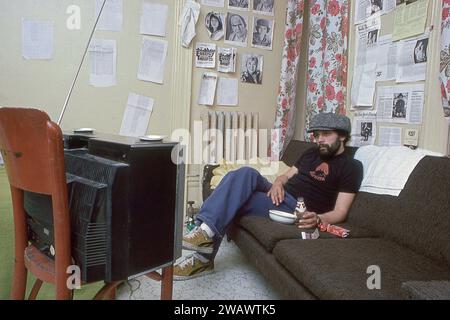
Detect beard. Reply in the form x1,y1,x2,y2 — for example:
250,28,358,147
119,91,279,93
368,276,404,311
318,139,341,160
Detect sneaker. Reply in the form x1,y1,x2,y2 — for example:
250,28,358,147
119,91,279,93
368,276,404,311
173,253,214,281
182,226,214,254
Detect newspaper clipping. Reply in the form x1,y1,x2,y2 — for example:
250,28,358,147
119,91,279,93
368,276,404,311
195,43,216,68
351,111,377,147
376,84,424,124
217,47,237,73
396,34,428,82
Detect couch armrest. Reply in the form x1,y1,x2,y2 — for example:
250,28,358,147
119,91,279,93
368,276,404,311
402,281,450,300
202,164,219,201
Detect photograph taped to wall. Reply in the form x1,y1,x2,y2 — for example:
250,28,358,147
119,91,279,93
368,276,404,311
251,17,274,50
253,0,275,16
195,43,217,68
228,0,249,11
413,38,428,64
225,13,248,47
366,29,378,47
241,53,263,84
205,12,225,40
392,93,408,119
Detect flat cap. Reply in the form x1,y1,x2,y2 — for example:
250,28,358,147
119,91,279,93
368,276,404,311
307,113,351,134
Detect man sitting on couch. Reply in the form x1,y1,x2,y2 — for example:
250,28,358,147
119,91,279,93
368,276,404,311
174,113,364,280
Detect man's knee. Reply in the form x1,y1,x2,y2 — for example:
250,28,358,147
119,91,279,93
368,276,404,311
233,166,260,177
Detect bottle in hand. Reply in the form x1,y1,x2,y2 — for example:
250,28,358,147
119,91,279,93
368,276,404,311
294,197,306,221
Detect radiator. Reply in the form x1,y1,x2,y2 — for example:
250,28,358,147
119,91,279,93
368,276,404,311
201,111,260,164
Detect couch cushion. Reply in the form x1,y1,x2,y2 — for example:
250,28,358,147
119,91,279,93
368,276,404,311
273,238,450,299
235,216,377,252
401,281,450,300
348,156,450,266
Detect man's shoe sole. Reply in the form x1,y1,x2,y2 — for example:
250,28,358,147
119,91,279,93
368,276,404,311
182,240,214,254
173,269,214,281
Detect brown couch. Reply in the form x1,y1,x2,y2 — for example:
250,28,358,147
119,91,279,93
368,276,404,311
202,140,450,299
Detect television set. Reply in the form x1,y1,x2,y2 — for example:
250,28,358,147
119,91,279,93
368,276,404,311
24,133,185,283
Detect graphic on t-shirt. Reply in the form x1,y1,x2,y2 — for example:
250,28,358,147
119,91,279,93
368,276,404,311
310,163,329,182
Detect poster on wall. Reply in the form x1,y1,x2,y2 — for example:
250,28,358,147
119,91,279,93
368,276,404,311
225,13,248,47
195,43,217,68
241,53,263,84
251,17,274,50
205,12,225,40
253,0,275,16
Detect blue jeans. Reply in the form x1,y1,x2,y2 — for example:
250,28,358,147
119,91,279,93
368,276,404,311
196,167,297,260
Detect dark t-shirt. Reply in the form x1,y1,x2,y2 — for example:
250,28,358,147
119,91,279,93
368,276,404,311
284,147,363,214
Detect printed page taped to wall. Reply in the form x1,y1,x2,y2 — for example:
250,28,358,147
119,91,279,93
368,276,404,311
140,2,169,37
217,77,238,106
137,38,168,84
22,18,54,60
393,0,429,41
89,39,117,87
119,92,154,137
351,111,377,147
95,0,123,32
198,72,218,106
379,126,402,146
376,84,424,124
396,33,429,82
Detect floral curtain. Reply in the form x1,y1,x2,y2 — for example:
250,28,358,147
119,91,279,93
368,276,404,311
440,0,450,121
304,0,349,141
270,0,305,159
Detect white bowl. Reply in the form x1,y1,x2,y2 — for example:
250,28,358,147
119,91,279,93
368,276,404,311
269,210,297,225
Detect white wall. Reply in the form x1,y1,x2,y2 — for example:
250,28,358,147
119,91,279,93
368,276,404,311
0,0,182,137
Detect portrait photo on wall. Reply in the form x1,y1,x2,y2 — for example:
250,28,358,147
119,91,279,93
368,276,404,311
241,53,263,84
253,0,275,16
392,93,408,119
251,17,274,50
225,13,248,47
370,0,382,15
366,29,378,47
413,38,428,64
205,12,225,41
360,122,373,142
228,0,249,11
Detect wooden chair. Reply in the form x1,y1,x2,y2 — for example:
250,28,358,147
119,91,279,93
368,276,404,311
0,107,120,300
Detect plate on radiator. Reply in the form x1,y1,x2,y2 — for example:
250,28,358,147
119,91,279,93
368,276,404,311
74,127,95,133
139,135,166,141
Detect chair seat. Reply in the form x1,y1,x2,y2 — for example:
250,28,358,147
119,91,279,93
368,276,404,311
24,245,56,284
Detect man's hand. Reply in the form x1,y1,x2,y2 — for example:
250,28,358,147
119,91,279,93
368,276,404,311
267,180,285,206
297,211,319,229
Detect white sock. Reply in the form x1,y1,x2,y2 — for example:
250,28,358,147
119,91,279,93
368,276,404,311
200,223,215,238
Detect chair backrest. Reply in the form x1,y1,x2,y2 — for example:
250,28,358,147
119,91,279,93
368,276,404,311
0,107,71,297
